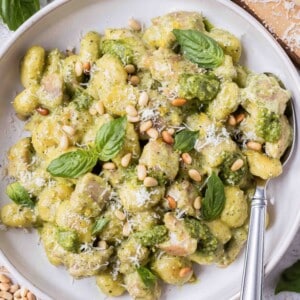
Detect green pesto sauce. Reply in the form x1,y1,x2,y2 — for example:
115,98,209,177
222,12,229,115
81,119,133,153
256,108,281,143
56,228,79,253
72,87,93,110
134,225,168,247
178,73,220,101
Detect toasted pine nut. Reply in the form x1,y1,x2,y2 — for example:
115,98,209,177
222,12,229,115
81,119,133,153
20,287,28,298
146,128,158,140
179,267,193,278
124,64,136,74
182,153,192,165
193,196,202,210
167,195,177,209
227,115,237,126
74,61,83,77
138,91,149,107
27,292,36,300
137,165,147,181
98,240,108,250
188,169,202,182
9,285,19,294
122,222,131,236
129,75,140,86
121,153,132,167
36,107,49,116
140,120,153,132
83,62,91,74
230,158,244,172
0,275,10,284
62,125,75,136
59,134,69,150
89,107,97,115
126,105,138,117
162,131,174,144
14,289,21,298
102,162,116,170
246,141,262,151
114,210,126,221
171,98,187,106
167,128,175,135
96,101,105,115
0,283,10,292
143,177,158,187
0,291,12,300
128,18,142,31
235,113,245,124
127,115,140,123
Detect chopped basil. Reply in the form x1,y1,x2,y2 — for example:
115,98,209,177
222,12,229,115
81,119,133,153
92,217,109,235
136,266,157,288
174,129,198,152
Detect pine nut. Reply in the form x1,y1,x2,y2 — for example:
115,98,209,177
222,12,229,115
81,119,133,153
128,18,142,31
193,196,202,210
179,267,193,278
122,222,131,236
162,131,174,144
167,195,177,209
36,107,49,116
83,62,91,74
125,105,138,117
62,125,75,136
59,133,69,150
102,162,116,170
171,98,187,106
137,165,147,181
124,64,136,74
140,120,153,132
0,283,10,292
89,107,97,115
96,101,105,115
114,210,126,221
9,285,19,294
127,115,140,123
27,292,36,300
74,61,83,77
143,177,158,187
0,291,12,300
188,169,202,182
246,141,262,151
0,275,10,284
138,91,149,107
227,115,237,126
121,153,132,167
98,240,108,250
167,128,175,135
230,158,244,171
129,75,140,86
20,287,28,298
182,153,192,165
146,128,158,140
14,289,21,298
235,113,245,124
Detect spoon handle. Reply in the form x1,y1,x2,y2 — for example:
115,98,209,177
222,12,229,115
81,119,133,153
240,186,267,300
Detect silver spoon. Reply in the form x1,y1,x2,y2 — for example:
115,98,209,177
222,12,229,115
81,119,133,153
240,100,296,300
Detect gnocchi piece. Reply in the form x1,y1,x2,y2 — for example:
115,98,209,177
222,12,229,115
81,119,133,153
13,86,39,117
79,31,101,64
96,271,126,297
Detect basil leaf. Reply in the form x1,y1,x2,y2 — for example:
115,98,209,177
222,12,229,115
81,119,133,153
136,267,157,288
202,172,225,221
173,29,224,68
275,260,300,294
0,0,40,31
47,149,98,178
95,116,127,161
56,228,79,253
174,129,198,152
92,217,109,235
6,182,35,208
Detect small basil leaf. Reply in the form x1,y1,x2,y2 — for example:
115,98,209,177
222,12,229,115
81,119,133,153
47,149,98,178
6,182,35,208
92,217,109,235
56,228,79,253
275,260,300,294
174,129,198,152
95,116,127,161
173,29,224,68
0,0,40,31
136,267,157,288
202,172,225,221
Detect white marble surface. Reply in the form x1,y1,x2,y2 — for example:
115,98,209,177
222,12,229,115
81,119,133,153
0,1,299,299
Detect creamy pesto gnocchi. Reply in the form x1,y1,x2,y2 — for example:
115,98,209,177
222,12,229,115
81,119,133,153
0,11,293,299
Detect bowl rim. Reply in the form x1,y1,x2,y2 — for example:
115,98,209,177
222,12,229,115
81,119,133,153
0,0,299,299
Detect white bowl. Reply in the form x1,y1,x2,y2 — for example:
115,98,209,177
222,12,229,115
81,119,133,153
0,1,299,299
